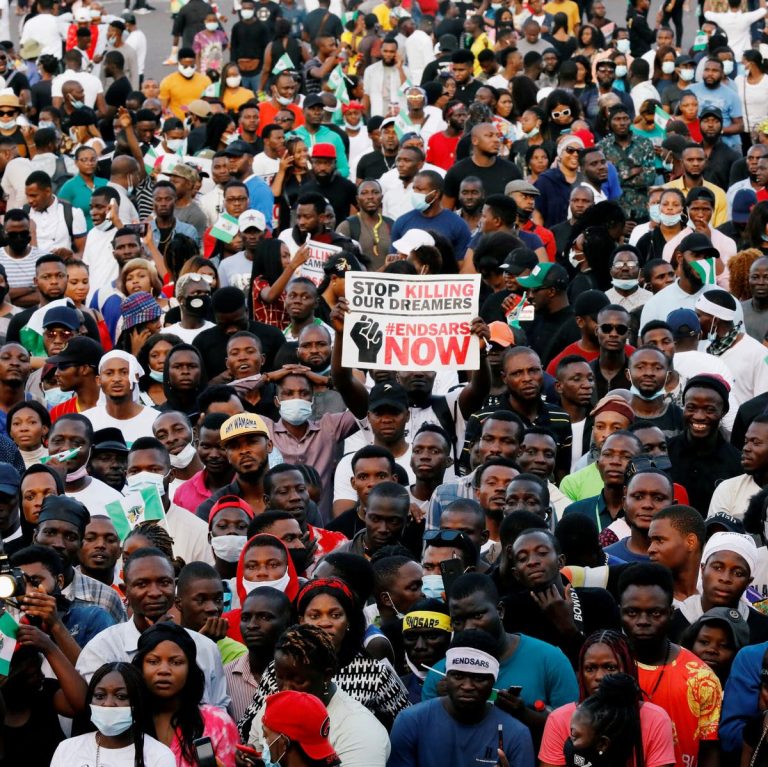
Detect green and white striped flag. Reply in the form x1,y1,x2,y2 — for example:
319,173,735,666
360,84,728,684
19,297,71,358
0,611,19,675
328,65,350,106
144,145,160,175
273,53,295,75
210,212,240,243
654,105,670,131
691,257,718,285
105,487,165,541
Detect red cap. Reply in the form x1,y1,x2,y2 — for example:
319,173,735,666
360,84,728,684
311,142,337,159
208,494,254,525
342,101,364,113
263,691,337,761
572,128,595,148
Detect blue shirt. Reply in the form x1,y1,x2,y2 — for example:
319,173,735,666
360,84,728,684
388,698,535,767
62,604,116,648
422,633,578,709
390,209,472,262
603,537,649,563
689,82,743,149
721,642,768,753
150,217,201,249
245,175,275,231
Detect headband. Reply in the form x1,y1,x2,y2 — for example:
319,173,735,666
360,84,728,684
403,611,452,633
695,294,736,322
296,577,354,605
445,647,500,680
703,531,757,575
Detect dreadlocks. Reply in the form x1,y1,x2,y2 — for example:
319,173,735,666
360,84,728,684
275,624,338,676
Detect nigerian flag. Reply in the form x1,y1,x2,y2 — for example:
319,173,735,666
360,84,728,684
654,105,670,131
0,611,18,675
19,297,71,358
273,53,295,75
691,257,718,285
210,212,240,243
328,65,350,106
105,487,165,541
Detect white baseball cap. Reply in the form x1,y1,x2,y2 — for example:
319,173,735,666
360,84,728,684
238,209,266,232
392,229,435,254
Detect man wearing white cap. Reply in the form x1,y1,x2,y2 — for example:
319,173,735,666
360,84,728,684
389,630,535,767
670,531,768,645
217,210,268,291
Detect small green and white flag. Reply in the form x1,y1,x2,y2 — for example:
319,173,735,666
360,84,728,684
273,53,295,75
654,105,670,131
693,30,708,51
210,212,240,243
105,487,165,541
0,611,19,676
328,65,350,106
19,297,71,358
691,257,718,285
144,145,159,175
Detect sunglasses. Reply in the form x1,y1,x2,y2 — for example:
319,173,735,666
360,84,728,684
186,272,215,285
551,108,571,119
563,146,580,155
44,328,75,340
424,529,471,545
599,323,629,335
0,110,17,117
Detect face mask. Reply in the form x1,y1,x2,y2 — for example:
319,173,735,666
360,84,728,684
0,118,17,130
612,277,639,291
279,398,313,425
226,75,242,88
261,735,286,767
223,132,239,145
90,9,100,18
384,592,406,620
723,60,734,75
421,574,445,600
185,294,211,316
165,137,185,152
69,128,80,143
344,120,360,130
242,569,291,594
70,99,85,110
615,64,628,78
616,39,630,54
205,21,219,30
44,386,72,408
241,9,254,18
738,63,747,77
90,704,134,737
94,219,113,232
662,159,673,172
210,534,247,562
568,249,582,268
629,383,665,401
66,463,90,482
523,126,540,138
648,203,661,223
170,441,197,469
148,368,165,383
126,470,166,496
127,184,135,196
39,120,55,130
411,191,433,212
276,95,293,106
659,212,681,226
661,61,675,75
178,65,196,78
680,68,695,82
5,232,31,254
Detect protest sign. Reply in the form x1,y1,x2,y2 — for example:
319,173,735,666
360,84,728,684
299,240,342,286
342,272,481,371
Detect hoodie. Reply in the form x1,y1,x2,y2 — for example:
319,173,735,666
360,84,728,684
159,342,209,418
223,533,300,642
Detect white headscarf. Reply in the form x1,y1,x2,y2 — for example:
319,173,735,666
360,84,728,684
98,350,145,404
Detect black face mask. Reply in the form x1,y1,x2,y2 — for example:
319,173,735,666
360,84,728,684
184,294,211,316
288,546,309,575
5,232,31,255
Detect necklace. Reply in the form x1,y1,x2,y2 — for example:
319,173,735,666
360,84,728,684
95,732,102,767
640,639,671,700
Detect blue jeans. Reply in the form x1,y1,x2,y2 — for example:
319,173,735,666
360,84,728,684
240,73,260,92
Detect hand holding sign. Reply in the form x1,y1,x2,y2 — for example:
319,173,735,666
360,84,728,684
350,315,383,363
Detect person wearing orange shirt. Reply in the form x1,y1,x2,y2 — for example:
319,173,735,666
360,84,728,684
258,72,305,136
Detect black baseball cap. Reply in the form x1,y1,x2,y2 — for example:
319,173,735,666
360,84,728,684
48,336,104,368
500,248,539,275
679,232,719,258
369,382,409,412
92,427,129,453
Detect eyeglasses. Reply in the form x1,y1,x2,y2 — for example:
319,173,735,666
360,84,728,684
612,261,638,269
44,328,75,340
599,323,629,335
551,108,571,119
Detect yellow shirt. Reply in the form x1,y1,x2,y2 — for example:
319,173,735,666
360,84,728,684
373,2,395,30
663,177,728,228
544,0,580,32
222,86,257,112
470,33,492,74
159,71,212,120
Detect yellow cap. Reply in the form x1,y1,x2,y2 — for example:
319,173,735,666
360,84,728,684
220,413,270,443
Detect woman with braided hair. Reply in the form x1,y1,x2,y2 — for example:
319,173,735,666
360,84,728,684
240,623,390,766
540,630,675,767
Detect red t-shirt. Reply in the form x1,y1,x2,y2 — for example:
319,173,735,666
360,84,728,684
49,396,79,423
426,131,460,171
546,341,636,376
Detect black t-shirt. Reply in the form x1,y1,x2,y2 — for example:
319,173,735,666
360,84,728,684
326,505,365,538
4,69,30,98
303,174,358,223
254,0,281,35
105,76,133,108
453,79,482,106
356,150,396,181
444,157,521,199
193,320,285,377
30,80,52,115
302,7,343,42
420,54,454,85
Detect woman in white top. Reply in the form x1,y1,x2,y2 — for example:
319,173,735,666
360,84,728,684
50,661,176,767
735,50,768,136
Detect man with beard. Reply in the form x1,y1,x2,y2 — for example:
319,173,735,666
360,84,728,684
618,563,721,767
304,144,358,224
506,179,556,261
296,324,345,417
79,515,121,587
457,177,485,232
577,147,610,205
0,463,24,556
551,185,595,260
474,457,519,562
664,144,728,226
248,510,312,576
581,58,635,123
292,95,349,179
698,107,741,191
337,180,393,270
152,411,203,495
356,118,401,183
741,256,768,342
627,346,684,437
48,337,102,422
690,57,743,151
87,428,128,494
0,209,44,307
279,193,354,256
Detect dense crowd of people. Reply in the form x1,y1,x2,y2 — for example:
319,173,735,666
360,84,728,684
0,0,767,764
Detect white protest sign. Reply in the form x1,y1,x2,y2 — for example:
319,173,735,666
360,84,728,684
342,272,481,372
299,240,342,286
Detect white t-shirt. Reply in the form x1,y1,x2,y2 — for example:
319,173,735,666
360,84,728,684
1,156,32,210
51,70,104,107
707,473,761,521
67,476,124,514
333,444,416,503
734,74,768,132
125,29,148,75
704,8,767,58
83,227,120,295
51,732,176,767
162,320,215,344
21,13,63,57
252,152,280,183
570,419,586,471
700,333,768,405
0,0,9,42
217,251,253,292
28,197,87,252
81,405,160,446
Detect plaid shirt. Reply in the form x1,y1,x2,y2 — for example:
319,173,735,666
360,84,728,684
63,569,127,624
251,276,288,329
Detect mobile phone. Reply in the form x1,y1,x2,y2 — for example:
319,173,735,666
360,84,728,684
236,744,263,766
193,736,217,767
507,685,522,696
440,558,464,599
125,222,148,237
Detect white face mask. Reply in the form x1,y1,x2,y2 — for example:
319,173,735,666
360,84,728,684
226,75,242,88
276,95,293,106
205,21,219,30
165,137,185,152
241,8,254,18
279,398,313,425
126,470,167,496
242,569,291,594
223,132,239,145
568,249,583,268
615,64,628,78
680,68,695,82
90,705,133,737
723,60,734,75
170,441,197,469
0,118,17,131
616,39,630,54
210,534,248,562
94,219,113,232
38,120,55,130
611,277,639,291
661,61,675,74
178,64,196,78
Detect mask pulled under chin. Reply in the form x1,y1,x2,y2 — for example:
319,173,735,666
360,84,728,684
629,384,666,401
242,569,291,594
611,277,639,291
170,442,198,469
148,368,165,383
66,463,90,482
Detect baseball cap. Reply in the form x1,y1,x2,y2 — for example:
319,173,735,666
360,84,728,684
700,105,723,122
675,54,694,66
380,116,397,130
437,34,459,53
311,143,337,159
92,427,129,453
500,248,539,275
704,511,745,534
304,94,325,109
168,163,200,184
732,189,757,224
696,606,750,650
220,412,270,443
263,691,337,761
222,140,254,157
238,209,266,232
43,306,80,331
48,336,103,367
393,229,435,254
0,464,20,496
488,321,515,347
505,179,540,196
679,232,719,258
516,262,569,290
187,99,212,118
666,308,701,338
369,382,409,411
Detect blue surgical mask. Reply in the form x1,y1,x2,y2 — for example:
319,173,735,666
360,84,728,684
148,368,164,382
662,159,673,172
38,120,55,130
90,704,134,736
70,99,85,109
649,203,661,223
659,212,681,227
279,398,313,425
616,39,630,54
629,384,666,401
261,735,286,767
410,190,432,212
44,386,72,407
421,574,445,600
723,60,734,75
611,277,639,291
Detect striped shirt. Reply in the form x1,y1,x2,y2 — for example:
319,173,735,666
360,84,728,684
0,246,45,288
224,654,261,724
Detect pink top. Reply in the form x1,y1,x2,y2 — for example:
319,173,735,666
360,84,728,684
171,705,239,767
173,470,212,513
538,700,676,767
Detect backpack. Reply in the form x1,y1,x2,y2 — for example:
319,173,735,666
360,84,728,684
51,156,74,193
23,199,75,243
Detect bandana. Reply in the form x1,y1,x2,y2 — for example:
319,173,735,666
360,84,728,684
98,350,145,404
707,323,742,357
702,531,758,575
403,611,452,633
696,294,736,321
445,647,500,680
